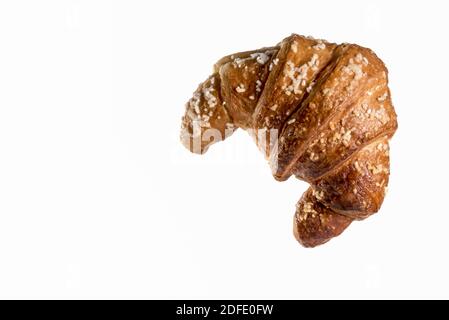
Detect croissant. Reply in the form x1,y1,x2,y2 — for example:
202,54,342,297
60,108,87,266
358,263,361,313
180,34,397,247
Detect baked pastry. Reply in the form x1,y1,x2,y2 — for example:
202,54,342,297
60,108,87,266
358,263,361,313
180,34,397,247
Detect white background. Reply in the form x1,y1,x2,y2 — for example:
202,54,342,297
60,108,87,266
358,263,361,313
0,0,448,299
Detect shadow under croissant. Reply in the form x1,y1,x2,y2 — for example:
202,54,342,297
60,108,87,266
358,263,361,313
180,34,397,247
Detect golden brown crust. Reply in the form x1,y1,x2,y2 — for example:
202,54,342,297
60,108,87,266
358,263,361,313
312,136,391,219
180,74,236,154
294,188,353,248
254,35,338,157
180,34,397,247
219,48,277,129
274,44,396,181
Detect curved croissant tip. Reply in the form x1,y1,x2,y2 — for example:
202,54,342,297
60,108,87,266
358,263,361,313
270,163,289,181
180,134,210,155
293,216,329,248
271,168,291,182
